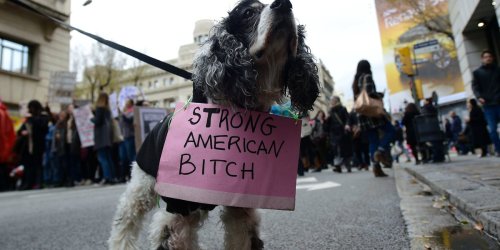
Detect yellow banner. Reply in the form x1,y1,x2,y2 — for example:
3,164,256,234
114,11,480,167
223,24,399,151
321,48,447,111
374,0,464,108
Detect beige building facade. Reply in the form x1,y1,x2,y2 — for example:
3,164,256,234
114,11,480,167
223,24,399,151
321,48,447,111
0,0,71,113
449,0,500,97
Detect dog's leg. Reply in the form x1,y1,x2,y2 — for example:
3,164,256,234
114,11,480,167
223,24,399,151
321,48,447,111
221,207,263,250
108,163,157,250
149,209,208,250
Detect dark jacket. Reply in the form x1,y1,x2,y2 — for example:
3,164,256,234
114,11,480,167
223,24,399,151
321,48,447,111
467,106,491,148
327,105,349,145
401,110,420,146
451,116,462,135
26,114,50,156
93,107,113,150
472,64,500,106
394,124,404,143
353,74,387,131
421,103,438,116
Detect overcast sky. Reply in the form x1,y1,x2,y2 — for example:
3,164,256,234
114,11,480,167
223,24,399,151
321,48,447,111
70,0,386,101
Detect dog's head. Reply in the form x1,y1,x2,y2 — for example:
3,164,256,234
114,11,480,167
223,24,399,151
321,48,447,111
192,0,319,113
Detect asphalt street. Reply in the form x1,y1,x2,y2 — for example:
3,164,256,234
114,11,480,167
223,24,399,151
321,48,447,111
0,168,410,250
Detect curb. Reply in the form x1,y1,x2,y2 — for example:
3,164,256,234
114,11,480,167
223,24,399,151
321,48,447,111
405,166,500,239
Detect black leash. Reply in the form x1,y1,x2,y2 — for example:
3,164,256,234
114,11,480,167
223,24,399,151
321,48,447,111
12,0,193,80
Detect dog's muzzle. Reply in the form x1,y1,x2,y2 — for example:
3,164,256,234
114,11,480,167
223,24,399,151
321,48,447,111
270,0,292,13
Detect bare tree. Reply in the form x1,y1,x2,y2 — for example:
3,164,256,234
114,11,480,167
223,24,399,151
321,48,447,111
127,58,147,86
79,42,126,102
387,0,453,41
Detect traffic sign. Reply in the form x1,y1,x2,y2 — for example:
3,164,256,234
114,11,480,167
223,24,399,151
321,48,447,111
414,39,440,54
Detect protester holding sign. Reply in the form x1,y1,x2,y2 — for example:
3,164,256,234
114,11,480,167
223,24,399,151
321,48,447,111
92,93,115,185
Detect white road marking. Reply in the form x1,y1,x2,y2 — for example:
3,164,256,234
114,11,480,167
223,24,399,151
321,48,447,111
296,181,341,191
296,177,317,183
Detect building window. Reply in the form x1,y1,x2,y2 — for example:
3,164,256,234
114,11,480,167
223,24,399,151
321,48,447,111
0,37,32,74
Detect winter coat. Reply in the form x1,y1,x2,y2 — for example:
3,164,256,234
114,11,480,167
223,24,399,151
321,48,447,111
0,103,15,163
467,106,491,148
394,125,404,143
353,74,387,131
472,64,500,106
451,116,462,135
401,110,420,146
327,105,349,146
93,107,113,150
421,103,438,116
24,113,50,157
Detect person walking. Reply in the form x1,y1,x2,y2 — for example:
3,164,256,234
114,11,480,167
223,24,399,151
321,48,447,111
449,111,462,149
349,110,370,170
401,103,422,164
93,93,115,185
352,60,394,177
420,98,445,163
465,99,491,157
472,49,500,157
326,96,352,173
392,120,410,163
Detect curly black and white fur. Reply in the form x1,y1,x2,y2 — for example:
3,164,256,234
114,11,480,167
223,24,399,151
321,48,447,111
109,1,319,249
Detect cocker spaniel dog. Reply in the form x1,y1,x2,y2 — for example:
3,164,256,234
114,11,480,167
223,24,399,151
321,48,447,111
108,0,319,249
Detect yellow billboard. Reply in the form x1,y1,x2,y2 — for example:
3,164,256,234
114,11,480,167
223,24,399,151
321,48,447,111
374,0,464,110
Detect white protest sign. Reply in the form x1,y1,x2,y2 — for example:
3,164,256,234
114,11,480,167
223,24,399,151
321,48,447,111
119,86,140,110
48,71,77,104
73,104,95,147
109,92,119,118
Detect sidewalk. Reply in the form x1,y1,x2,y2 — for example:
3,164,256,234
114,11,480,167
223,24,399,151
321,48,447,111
402,155,500,240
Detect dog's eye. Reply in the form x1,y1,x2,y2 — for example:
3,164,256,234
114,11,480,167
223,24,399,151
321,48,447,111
243,9,255,19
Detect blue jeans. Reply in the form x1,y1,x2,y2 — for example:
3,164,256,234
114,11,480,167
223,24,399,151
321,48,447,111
43,154,60,185
97,147,115,180
483,105,500,153
120,137,136,167
367,121,396,159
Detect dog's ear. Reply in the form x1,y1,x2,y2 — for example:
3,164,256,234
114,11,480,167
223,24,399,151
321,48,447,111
286,25,320,114
192,24,258,109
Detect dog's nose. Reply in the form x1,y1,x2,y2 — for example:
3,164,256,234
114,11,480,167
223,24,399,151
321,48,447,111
270,0,292,12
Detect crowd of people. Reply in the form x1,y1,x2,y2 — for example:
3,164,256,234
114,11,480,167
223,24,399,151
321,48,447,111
0,93,140,191
1,49,499,190
298,52,500,178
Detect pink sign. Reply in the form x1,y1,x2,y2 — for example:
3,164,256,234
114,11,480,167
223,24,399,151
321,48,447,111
155,103,301,210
